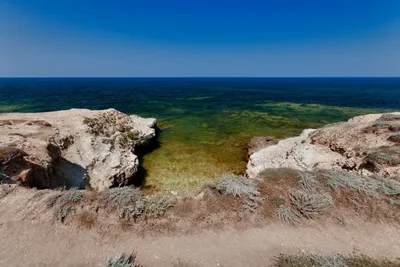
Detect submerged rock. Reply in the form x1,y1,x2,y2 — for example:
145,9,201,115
247,112,400,179
0,109,157,191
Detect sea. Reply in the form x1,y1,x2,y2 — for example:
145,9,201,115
1,77,399,192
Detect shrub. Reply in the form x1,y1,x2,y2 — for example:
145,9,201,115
103,253,143,267
381,179,400,196
277,205,301,224
207,173,260,198
275,253,400,267
289,190,333,219
205,173,260,212
105,187,142,220
45,189,84,223
299,172,318,190
133,194,174,219
322,170,380,196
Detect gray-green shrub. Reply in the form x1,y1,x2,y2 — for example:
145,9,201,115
289,190,333,219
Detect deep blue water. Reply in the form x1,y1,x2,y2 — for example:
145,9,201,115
1,78,399,191
1,78,400,117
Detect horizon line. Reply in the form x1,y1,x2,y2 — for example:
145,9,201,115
1,76,400,79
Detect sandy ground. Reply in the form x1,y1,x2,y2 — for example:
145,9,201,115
1,218,400,267
1,188,400,267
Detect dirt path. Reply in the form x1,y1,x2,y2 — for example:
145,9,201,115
1,218,399,267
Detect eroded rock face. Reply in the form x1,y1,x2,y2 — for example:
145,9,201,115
0,109,157,191
247,112,400,179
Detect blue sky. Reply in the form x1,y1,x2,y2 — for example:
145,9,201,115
1,0,399,77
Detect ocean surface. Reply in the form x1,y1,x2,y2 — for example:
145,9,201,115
1,78,400,192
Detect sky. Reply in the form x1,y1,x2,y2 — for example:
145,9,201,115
1,0,399,77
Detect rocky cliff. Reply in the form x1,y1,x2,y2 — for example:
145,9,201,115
247,112,400,179
0,109,156,191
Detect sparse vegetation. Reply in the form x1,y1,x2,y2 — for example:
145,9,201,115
322,170,380,196
105,186,142,220
134,194,174,218
105,187,174,220
363,147,400,170
172,259,199,267
45,189,83,223
381,179,400,196
205,173,260,212
299,172,318,190
378,113,400,122
206,173,259,198
289,190,333,219
277,205,300,224
275,253,400,267
102,253,143,267
389,133,400,143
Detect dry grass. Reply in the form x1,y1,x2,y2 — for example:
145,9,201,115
276,205,301,224
74,211,97,229
275,253,400,267
172,259,200,267
289,190,333,219
134,194,174,219
322,170,381,196
45,189,84,223
104,186,174,220
104,186,142,220
299,172,318,190
205,173,259,198
381,179,400,196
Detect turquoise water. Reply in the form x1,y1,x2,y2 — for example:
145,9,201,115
1,78,399,192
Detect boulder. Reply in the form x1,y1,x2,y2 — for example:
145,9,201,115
247,112,400,179
0,109,157,191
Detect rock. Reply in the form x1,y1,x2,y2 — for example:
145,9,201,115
247,136,278,156
0,109,157,191
247,112,400,179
